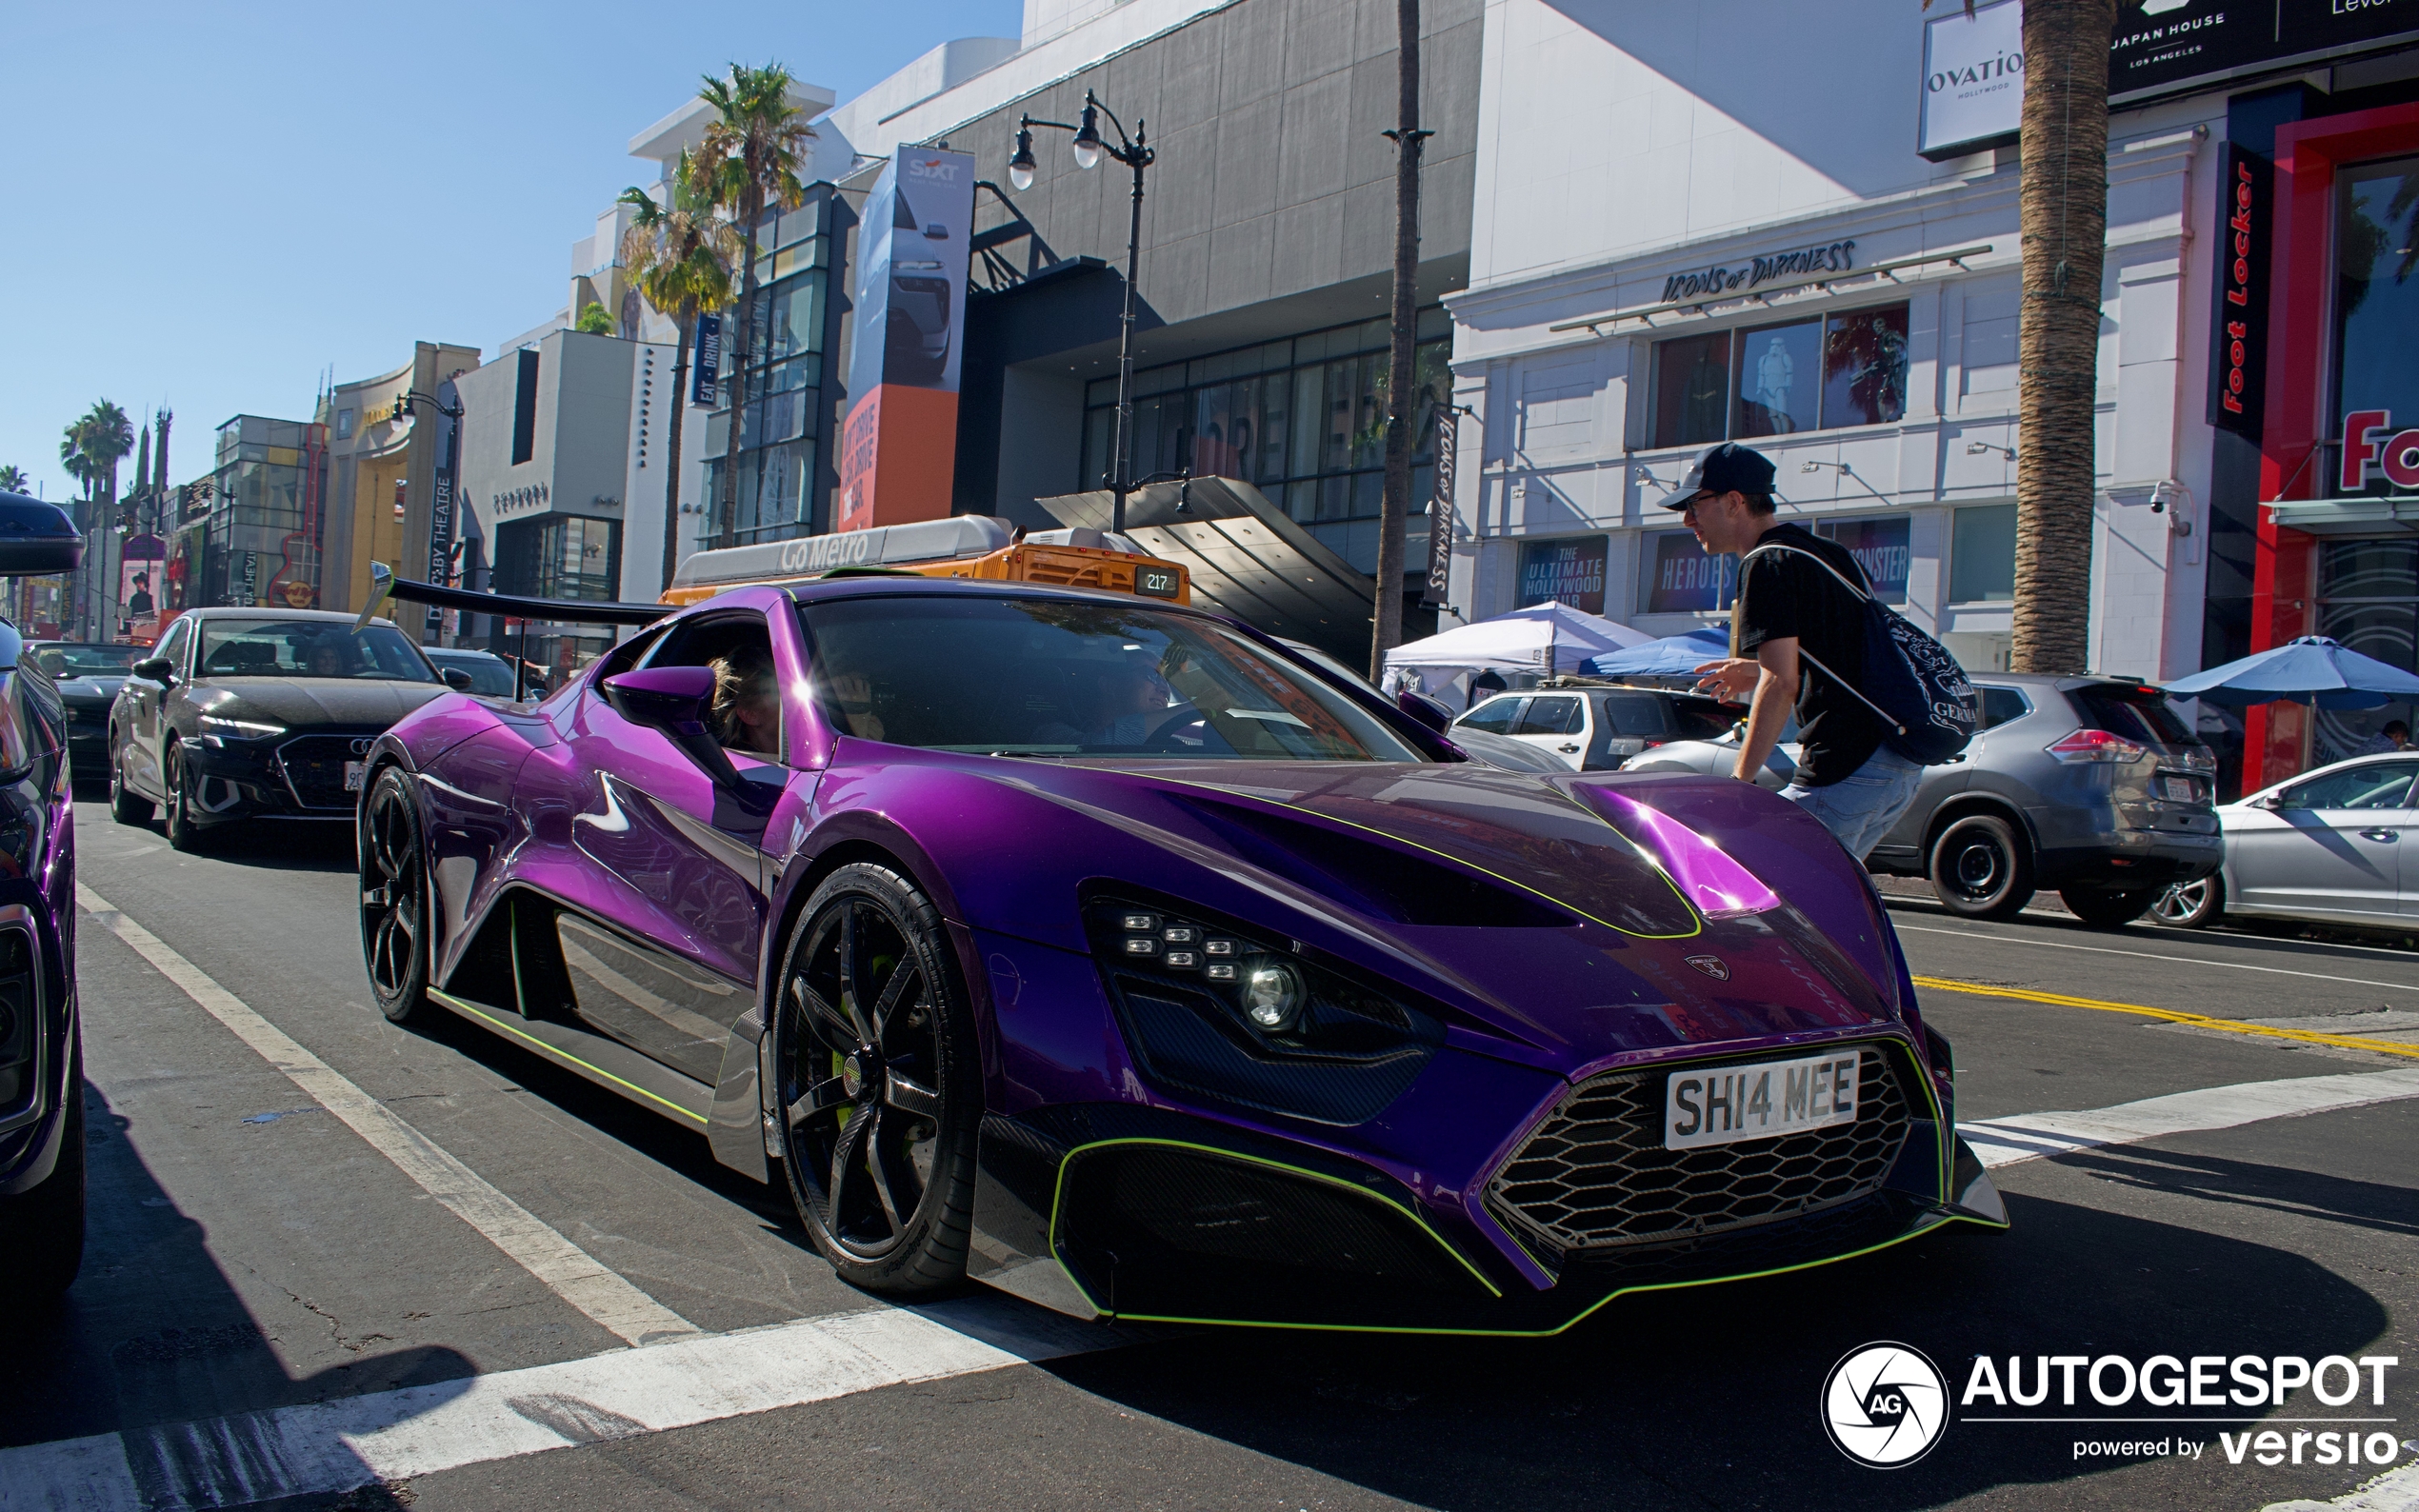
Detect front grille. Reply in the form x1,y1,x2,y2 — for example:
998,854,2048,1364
1486,1044,1912,1259
275,734,369,810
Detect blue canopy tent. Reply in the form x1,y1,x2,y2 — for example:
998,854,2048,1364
2164,636,2419,708
1579,627,1729,679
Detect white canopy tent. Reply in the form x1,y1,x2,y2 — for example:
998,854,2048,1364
1380,602,1653,704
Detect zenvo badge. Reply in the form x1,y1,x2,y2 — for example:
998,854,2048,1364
1824,1343,1949,1467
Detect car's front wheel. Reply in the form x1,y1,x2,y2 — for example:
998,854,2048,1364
2062,885,2159,929
162,741,209,852
359,768,430,1024
1930,813,2035,919
107,731,152,826
772,863,977,1296
2150,876,2224,929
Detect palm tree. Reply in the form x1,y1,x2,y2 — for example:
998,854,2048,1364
0,467,27,494
621,150,741,592
691,63,813,549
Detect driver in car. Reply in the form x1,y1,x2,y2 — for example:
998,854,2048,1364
306,640,349,677
1031,654,1170,747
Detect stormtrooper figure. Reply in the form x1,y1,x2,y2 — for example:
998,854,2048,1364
1753,334,1796,433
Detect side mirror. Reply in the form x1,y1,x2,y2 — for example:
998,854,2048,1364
602,666,744,791
1395,688,1452,734
2250,791,2282,810
0,495,84,577
132,657,174,686
439,667,474,692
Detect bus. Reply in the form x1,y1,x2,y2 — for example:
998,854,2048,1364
663,515,1190,607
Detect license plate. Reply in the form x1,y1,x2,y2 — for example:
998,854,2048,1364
1666,1050,1860,1150
2163,776,2196,801
1133,567,1180,599
344,760,365,793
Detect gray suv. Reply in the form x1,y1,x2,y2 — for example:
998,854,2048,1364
1624,674,2222,925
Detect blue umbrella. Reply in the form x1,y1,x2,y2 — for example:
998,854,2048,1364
1580,627,1729,678
2163,636,2419,708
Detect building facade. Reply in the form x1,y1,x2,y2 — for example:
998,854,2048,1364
317,342,484,620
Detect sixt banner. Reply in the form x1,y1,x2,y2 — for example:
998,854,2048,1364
836,145,975,533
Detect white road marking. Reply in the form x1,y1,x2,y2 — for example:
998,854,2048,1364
76,883,701,1349
0,1297,1122,1511
2263,1460,2419,1512
1896,921,2419,993
1960,1067,2419,1168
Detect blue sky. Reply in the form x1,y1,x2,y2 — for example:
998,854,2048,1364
2,0,1021,500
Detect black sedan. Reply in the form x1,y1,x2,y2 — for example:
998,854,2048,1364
107,609,456,851
27,642,143,776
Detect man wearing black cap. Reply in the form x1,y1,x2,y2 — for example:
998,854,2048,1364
1669,442,1923,859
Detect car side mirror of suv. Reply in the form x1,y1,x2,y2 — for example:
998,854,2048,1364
2250,791,2282,810
132,656,173,686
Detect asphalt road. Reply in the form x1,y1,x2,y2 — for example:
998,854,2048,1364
8,792,2417,1512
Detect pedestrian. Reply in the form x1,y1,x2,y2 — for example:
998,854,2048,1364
1468,668,1508,707
1678,443,1924,859
2355,719,2411,757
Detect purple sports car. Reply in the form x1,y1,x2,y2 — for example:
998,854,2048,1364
359,577,2005,1332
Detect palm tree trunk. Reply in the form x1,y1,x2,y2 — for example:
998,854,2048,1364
1371,0,1424,682
662,301,695,593
717,198,765,550
2010,0,2114,675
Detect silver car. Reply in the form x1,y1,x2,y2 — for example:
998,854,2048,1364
1452,685,1734,771
1624,673,2222,926
2154,753,2419,932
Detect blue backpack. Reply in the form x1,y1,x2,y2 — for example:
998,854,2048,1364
1739,542,1978,766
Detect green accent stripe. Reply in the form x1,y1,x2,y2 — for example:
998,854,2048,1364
428,985,710,1126
1046,1137,1504,1309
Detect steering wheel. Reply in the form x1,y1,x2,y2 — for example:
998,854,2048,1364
1139,706,1210,752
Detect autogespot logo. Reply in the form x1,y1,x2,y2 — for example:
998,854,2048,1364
1825,1343,1950,1467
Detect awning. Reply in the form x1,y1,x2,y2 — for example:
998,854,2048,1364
1034,476,1376,662
2266,497,2419,536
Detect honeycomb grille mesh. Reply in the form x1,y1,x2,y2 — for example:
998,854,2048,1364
1486,1046,1912,1255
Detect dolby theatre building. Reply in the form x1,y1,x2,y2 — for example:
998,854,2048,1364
1440,0,2419,795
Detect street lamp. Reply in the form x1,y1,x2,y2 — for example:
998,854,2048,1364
1010,90,1154,533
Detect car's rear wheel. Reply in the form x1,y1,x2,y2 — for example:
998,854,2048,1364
772,863,976,1296
1929,813,2035,919
359,768,430,1024
108,732,152,826
162,741,208,852
0,1028,86,1299
2150,876,2224,929
2061,885,2159,928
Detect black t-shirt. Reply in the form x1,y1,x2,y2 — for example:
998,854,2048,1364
1731,523,1885,786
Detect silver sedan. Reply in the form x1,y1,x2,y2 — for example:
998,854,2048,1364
2155,753,2419,931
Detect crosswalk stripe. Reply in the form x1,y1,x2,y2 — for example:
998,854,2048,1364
1960,1067,2419,1168
76,883,702,1349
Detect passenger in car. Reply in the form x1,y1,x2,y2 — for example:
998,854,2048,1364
710,647,783,755
306,640,349,677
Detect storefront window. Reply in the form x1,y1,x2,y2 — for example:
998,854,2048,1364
1949,503,2016,604
1639,527,1737,614
1815,513,1910,605
1652,303,1910,446
2314,539,2419,764
2332,156,2419,495
1516,536,1609,614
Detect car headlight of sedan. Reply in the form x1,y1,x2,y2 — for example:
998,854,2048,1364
1084,895,1443,1125
199,714,287,747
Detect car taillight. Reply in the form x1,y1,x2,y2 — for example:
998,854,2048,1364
2046,728,2146,764
1640,738,1665,749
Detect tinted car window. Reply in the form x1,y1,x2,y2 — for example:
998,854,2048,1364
31,644,141,678
152,619,191,675
1513,696,1582,736
2279,762,2419,811
1597,692,1671,738
800,596,1425,762
199,620,436,682
2068,686,2193,746
430,654,518,696
1671,698,1737,741
1457,696,1524,734
1976,686,2030,729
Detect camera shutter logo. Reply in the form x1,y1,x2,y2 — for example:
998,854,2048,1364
1823,1343,1949,1467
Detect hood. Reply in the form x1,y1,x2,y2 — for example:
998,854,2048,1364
193,677,450,727
926,755,1902,1076
57,675,126,700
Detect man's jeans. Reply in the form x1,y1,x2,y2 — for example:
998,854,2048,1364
1780,746,1925,861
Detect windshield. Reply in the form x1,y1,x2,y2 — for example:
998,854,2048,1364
434,654,518,696
800,596,1425,762
32,644,142,678
198,620,437,683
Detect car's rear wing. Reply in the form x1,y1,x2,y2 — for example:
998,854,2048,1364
356,562,671,630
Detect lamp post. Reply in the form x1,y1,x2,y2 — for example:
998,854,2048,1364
1010,90,1154,534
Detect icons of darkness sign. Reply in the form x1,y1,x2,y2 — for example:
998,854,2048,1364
1517,536,1608,615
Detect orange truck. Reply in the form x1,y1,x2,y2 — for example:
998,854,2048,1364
662,515,1190,607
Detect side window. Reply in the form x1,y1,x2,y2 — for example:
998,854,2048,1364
1457,696,1524,734
1512,696,1581,736
152,621,190,677
10,662,64,759
1598,693,1669,738
2279,762,2419,811
640,613,785,760
1975,686,2030,730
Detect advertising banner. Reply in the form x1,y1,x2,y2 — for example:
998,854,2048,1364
1816,514,1911,605
120,532,164,640
835,146,975,533
1918,0,2024,160
425,378,460,633
2110,0,2419,104
1644,529,1738,616
692,314,721,407
1516,535,1608,615
2209,141,2271,440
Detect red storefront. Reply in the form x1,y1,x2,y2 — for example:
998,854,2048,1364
2248,101,2419,789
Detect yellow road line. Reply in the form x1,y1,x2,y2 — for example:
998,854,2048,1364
1910,975,2419,1061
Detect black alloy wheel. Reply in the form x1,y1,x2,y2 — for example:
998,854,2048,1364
773,863,976,1295
359,767,430,1024
2150,875,2224,929
1929,813,2035,920
162,741,208,853
2061,885,2159,929
108,730,152,826
0,1027,87,1299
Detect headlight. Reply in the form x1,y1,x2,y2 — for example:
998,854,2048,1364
1084,896,1442,1125
199,714,286,743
